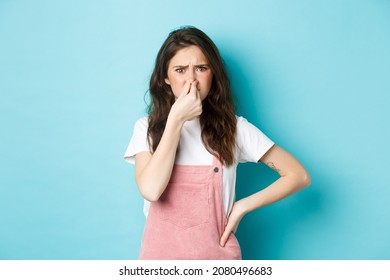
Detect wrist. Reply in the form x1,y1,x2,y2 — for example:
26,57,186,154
234,199,251,217
167,107,185,127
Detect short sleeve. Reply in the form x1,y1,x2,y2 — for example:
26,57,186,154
123,117,150,164
236,116,275,163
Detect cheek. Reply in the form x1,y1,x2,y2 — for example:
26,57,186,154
199,73,213,88
167,76,188,98
169,76,187,90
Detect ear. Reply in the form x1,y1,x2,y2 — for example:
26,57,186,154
164,78,171,85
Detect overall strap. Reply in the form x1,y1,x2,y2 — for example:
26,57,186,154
212,153,222,169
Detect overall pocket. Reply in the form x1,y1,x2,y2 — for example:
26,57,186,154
157,182,210,229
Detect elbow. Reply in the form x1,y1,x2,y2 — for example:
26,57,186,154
143,192,161,202
304,175,311,188
288,170,311,190
136,180,164,202
300,171,311,189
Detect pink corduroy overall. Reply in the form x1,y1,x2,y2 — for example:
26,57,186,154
139,156,242,259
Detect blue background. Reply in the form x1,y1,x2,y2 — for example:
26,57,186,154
1,0,389,260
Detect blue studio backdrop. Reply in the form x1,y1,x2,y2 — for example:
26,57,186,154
1,0,389,260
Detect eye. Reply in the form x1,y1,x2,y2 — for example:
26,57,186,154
174,68,185,73
196,66,209,72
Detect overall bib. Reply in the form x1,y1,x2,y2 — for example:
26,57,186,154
139,156,242,259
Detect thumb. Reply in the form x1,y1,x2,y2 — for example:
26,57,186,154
179,79,192,98
188,80,199,97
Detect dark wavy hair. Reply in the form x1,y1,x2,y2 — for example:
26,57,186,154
147,26,237,166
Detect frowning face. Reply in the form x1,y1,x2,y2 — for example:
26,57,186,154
165,45,213,101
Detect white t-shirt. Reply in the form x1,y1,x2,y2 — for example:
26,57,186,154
124,116,274,217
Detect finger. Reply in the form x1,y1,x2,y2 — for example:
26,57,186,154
188,80,198,96
220,226,232,247
180,80,192,97
196,85,201,100
195,82,202,100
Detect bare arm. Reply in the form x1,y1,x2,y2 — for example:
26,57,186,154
220,144,311,246
135,80,202,202
134,117,182,202
243,145,310,210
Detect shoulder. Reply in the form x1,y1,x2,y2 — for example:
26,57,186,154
235,115,270,139
234,115,275,163
135,116,148,127
133,116,149,133
236,116,249,127
235,116,263,134
123,116,150,163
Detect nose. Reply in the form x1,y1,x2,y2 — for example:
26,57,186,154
187,66,196,80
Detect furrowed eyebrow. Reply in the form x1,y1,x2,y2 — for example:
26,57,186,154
172,64,210,68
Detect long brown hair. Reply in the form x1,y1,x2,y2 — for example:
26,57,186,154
147,26,237,166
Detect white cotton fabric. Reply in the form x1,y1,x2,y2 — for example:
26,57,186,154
124,116,275,217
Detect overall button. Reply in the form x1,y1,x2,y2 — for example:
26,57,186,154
213,167,219,173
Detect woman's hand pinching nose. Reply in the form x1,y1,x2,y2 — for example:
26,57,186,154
188,80,199,96
170,79,202,122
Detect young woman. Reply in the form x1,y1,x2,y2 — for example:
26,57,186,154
124,26,310,260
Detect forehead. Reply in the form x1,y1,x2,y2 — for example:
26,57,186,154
168,45,209,65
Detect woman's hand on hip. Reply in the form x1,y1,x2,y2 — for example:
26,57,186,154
220,200,248,247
